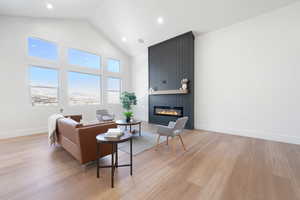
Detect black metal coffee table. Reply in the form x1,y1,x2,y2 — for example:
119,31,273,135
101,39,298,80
96,132,133,188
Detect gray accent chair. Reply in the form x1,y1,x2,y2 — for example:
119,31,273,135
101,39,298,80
156,116,188,151
96,109,115,122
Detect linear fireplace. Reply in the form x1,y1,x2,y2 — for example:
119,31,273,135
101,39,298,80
154,106,183,117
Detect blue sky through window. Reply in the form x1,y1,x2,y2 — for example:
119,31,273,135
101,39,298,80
107,59,120,72
68,48,100,69
68,72,100,96
28,37,58,61
30,66,58,87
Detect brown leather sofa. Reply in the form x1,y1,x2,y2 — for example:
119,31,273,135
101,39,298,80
57,115,117,164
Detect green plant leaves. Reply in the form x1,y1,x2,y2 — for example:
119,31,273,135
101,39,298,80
120,91,137,111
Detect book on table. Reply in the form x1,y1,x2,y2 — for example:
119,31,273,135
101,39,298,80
104,128,124,138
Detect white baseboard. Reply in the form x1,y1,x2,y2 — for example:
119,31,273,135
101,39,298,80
196,125,300,145
0,127,47,139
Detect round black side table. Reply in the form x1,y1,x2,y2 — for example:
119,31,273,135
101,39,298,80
115,120,142,136
96,132,133,188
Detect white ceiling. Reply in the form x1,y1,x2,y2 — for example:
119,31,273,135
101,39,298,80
0,0,298,56
0,0,100,19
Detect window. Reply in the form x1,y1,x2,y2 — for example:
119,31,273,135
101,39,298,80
107,77,121,104
107,59,120,73
28,37,58,61
27,37,125,107
67,49,102,105
68,72,101,105
29,66,59,106
68,48,100,69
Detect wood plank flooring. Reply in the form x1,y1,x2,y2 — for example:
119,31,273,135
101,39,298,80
1,123,300,200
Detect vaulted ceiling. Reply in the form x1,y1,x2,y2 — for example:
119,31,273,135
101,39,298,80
0,0,298,56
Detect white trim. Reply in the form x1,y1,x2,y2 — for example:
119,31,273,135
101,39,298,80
0,127,47,140
196,124,300,145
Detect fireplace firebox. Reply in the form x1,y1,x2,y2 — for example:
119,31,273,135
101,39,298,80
154,106,183,117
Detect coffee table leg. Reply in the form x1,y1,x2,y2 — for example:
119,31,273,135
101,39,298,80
111,143,115,188
97,142,100,178
116,143,118,168
139,123,141,136
130,125,132,133
130,138,133,176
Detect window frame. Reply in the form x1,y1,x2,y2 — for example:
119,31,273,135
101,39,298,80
28,65,60,107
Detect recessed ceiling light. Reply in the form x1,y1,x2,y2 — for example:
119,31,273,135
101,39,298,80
121,37,127,42
46,3,53,10
157,17,164,24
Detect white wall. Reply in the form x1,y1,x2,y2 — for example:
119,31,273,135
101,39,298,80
131,2,300,144
131,52,148,121
195,2,300,144
0,16,131,139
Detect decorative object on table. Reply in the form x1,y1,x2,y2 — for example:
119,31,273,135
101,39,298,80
123,111,133,123
96,109,115,122
149,87,154,93
180,78,189,90
104,128,124,138
156,116,188,152
96,132,133,188
115,120,142,136
120,91,137,122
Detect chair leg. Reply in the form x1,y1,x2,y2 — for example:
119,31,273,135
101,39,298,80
156,135,160,150
166,136,169,145
172,136,176,153
178,135,186,151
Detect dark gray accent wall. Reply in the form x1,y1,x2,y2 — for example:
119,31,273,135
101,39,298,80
148,31,194,129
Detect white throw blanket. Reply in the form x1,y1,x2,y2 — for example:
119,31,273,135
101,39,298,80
48,114,64,146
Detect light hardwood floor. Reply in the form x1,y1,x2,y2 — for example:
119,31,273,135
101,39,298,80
1,123,300,200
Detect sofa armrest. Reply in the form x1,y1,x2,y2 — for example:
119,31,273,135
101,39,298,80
57,118,81,144
77,122,117,164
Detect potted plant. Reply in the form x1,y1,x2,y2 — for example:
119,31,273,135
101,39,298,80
120,92,137,122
